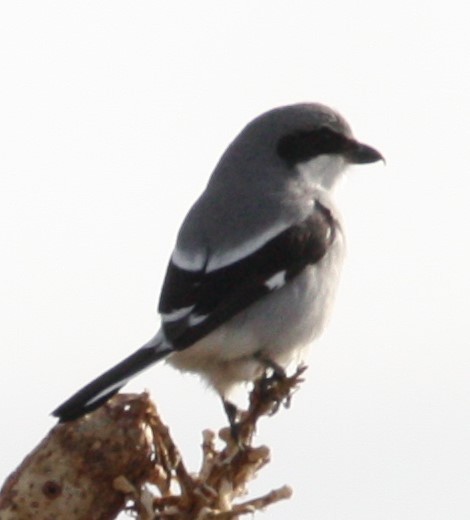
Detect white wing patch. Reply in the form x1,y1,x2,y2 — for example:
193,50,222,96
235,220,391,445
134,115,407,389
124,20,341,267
172,220,295,274
264,270,287,290
162,306,208,328
188,313,209,326
161,305,195,323
205,220,292,272
171,247,207,272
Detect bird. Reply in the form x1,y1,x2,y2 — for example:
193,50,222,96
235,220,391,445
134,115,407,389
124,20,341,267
52,103,383,424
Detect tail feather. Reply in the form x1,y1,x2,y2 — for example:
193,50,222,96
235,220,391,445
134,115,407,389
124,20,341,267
52,342,171,422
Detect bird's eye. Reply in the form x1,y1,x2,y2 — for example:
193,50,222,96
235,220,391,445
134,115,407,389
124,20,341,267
317,126,336,142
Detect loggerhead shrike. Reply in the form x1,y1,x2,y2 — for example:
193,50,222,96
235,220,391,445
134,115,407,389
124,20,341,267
52,103,383,423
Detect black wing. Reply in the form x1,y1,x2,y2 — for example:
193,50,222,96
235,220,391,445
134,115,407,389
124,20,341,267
158,201,337,350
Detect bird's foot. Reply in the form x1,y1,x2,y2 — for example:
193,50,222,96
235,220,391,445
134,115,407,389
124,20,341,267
255,362,307,416
221,365,308,447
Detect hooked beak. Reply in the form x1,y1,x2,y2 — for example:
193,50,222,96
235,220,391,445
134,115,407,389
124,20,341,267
344,139,384,165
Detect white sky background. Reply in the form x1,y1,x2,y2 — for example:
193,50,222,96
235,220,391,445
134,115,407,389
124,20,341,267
1,1,469,518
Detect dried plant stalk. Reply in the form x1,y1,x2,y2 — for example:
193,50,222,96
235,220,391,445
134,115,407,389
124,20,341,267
0,366,306,519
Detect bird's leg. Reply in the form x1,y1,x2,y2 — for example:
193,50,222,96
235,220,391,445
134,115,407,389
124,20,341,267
222,398,243,442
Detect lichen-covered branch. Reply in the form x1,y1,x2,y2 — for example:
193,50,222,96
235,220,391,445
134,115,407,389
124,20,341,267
0,366,306,519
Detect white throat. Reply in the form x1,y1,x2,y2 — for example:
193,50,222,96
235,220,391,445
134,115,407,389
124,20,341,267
296,155,347,192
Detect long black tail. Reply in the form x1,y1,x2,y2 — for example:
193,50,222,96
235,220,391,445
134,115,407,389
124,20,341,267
52,341,172,422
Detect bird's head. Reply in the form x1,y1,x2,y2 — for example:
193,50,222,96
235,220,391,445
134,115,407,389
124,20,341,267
213,103,383,192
